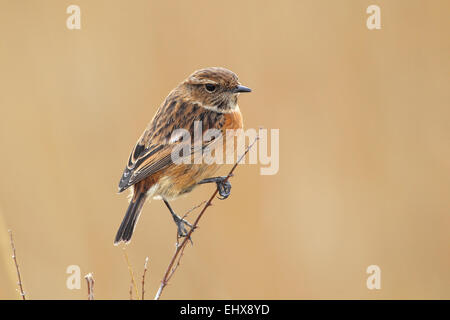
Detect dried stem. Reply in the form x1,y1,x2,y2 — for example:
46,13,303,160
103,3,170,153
154,135,259,300
84,273,94,300
181,201,206,221
141,257,149,300
8,230,25,300
129,282,133,300
123,248,139,299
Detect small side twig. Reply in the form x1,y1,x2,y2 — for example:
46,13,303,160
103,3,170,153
141,257,149,300
154,135,260,300
181,201,206,221
123,248,139,299
129,282,133,300
84,273,94,300
8,230,25,300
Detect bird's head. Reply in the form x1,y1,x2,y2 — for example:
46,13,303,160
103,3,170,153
180,67,251,113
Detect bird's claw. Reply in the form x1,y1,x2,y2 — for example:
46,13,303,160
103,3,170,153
172,214,192,238
216,179,231,200
198,176,232,200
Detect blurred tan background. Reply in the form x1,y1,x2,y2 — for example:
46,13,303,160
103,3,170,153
0,0,449,299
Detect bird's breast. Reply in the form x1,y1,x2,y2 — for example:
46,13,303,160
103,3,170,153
222,106,243,131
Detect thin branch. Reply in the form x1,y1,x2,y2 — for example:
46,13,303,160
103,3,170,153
181,200,206,221
141,257,149,300
154,135,260,300
176,200,206,245
166,239,188,283
8,230,25,300
84,273,94,300
129,282,133,300
123,248,139,299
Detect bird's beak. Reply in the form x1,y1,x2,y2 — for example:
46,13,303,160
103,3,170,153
234,85,252,93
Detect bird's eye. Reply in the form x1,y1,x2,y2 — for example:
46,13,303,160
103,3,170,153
205,84,216,92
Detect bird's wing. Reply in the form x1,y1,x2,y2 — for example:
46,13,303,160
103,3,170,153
118,106,224,193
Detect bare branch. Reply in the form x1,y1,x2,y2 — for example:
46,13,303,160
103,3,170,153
141,257,149,300
182,201,206,221
154,135,260,300
84,273,94,300
123,247,139,299
166,239,188,283
8,230,25,300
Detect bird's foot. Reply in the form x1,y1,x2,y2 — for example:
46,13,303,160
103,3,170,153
198,176,232,200
216,178,231,200
172,214,193,238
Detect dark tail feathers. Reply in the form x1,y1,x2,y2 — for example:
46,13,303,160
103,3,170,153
114,192,147,245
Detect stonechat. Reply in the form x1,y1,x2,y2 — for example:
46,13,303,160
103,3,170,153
114,67,251,245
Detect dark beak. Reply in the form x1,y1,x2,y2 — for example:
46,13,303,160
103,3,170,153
234,85,252,93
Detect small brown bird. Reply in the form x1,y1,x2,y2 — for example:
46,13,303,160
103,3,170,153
114,67,251,245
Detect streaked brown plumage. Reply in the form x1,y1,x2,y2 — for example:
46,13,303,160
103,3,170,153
114,67,251,245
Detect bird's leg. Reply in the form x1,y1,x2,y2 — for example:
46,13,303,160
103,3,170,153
163,199,192,238
198,175,232,200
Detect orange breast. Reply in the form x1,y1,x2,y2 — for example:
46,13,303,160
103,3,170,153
222,108,244,131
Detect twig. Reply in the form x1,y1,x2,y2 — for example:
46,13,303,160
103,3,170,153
181,201,206,221
84,273,94,300
129,282,133,300
154,135,260,300
8,230,25,300
141,257,149,300
166,239,188,283
123,248,139,299
176,200,207,245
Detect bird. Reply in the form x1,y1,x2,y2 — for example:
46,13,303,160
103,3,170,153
114,67,251,245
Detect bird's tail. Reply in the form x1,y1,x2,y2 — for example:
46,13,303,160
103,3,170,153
114,192,147,245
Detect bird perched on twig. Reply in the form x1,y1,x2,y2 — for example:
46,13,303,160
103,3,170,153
114,67,251,245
